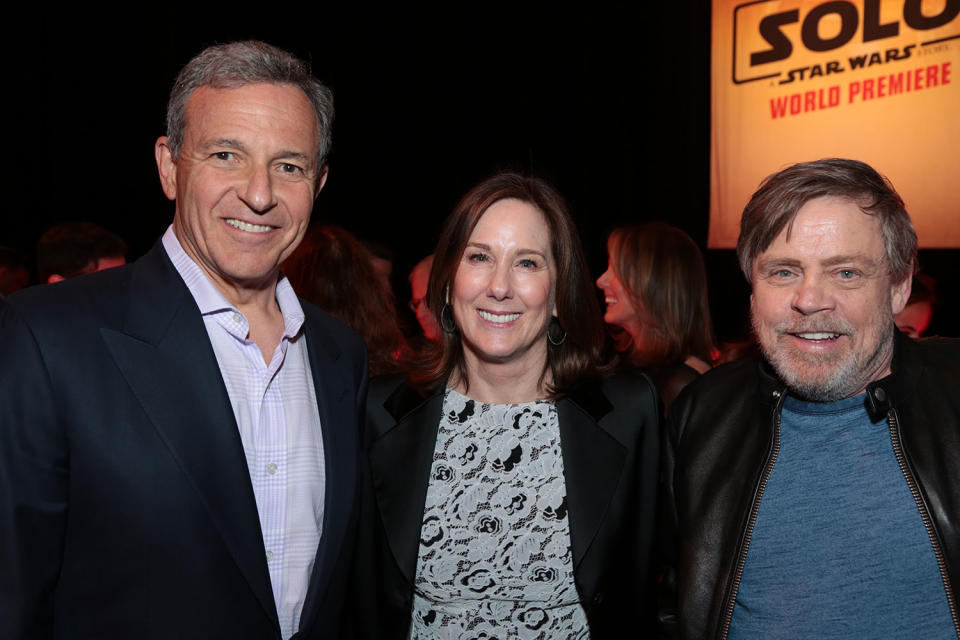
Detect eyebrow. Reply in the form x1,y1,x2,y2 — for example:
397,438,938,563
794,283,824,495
465,242,547,258
201,139,313,164
820,254,879,268
756,254,880,271
202,138,245,151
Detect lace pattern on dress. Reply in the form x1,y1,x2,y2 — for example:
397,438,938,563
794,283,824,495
409,388,590,639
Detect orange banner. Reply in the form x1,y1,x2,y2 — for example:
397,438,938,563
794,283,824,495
710,0,960,247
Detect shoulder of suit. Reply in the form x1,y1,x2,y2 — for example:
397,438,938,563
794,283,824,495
299,298,366,353
560,372,658,427
4,264,135,332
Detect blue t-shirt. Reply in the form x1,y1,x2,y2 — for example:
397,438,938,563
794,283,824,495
728,393,955,639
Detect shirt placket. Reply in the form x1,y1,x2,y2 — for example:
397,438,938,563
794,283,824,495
255,338,289,613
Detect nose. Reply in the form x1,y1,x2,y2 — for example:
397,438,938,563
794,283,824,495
487,262,513,300
596,266,612,291
792,274,835,315
238,165,277,213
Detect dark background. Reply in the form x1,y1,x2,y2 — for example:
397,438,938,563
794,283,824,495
4,7,956,342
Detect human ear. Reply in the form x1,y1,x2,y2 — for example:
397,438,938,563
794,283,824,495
890,275,912,315
155,137,178,201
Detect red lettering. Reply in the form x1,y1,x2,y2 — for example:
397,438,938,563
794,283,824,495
878,75,887,97
849,81,861,102
943,61,952,85
864,78,875,100
805,90,816,111
770,96,789,118
888,72,903,94
790,93,801,114
927,64,940,87
829,85,840,106
914,67,924,90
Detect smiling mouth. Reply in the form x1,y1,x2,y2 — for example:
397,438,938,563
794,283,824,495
479,310,521,324
791,332,842,341
226,218,273,233
604,297,617,305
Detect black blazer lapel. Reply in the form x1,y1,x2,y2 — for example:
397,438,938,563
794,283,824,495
99,245,278,628
298,310,359,627
367,384,445,584
556,382,625,569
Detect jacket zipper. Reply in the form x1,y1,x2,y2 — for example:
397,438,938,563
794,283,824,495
886,408,960,638
717,389,785,640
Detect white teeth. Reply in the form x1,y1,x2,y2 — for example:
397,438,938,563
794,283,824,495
797,332,840,340
226,219,272,233
605,298,617,304
479,310,520,324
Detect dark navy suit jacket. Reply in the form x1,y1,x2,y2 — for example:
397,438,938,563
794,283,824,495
0,244,367,639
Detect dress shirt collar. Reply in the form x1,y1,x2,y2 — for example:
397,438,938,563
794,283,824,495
161,226,305,340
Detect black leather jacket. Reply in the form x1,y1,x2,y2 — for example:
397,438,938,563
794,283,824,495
661,333,960,639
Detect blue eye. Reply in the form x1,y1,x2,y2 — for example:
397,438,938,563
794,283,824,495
518,259,538,269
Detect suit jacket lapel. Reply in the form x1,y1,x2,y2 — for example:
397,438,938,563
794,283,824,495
99,245,278,628
298,308,356,628
556,382,625,569
368,384,445,584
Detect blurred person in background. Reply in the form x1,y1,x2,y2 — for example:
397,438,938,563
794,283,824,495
284,224,412,376
0,246,30,298
895,272,937,338
596,222,715,412
407,253,442,343
37,221,127,283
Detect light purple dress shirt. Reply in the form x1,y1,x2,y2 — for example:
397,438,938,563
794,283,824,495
162,227,325,639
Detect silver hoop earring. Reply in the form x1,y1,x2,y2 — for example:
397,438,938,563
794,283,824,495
440,303,457,334
547,316,567,346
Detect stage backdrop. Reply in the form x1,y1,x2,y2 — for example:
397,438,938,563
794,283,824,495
710,0,960,248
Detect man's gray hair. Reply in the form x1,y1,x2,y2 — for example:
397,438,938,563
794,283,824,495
165,40,334,170
736,158,917,284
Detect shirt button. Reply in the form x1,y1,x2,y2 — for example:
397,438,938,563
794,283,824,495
266,550,274,562
266,462,278,475
232,312,242,324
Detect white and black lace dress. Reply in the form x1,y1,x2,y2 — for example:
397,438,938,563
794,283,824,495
409,388,590,639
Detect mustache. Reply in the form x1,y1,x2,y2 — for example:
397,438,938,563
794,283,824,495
769,319,855,336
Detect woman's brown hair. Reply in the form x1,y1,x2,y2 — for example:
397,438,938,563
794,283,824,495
283,224,411,376
608,222,715,369
412,173,606,397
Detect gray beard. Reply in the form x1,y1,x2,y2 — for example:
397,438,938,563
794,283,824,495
754,316,895,402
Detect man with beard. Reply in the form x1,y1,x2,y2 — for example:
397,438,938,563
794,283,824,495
661,158,960,640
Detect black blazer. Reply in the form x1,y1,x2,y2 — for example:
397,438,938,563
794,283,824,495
0,244,367,640
348,373,660,638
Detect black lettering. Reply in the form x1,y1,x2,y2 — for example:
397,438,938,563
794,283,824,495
810,65,824,78
752,10,799,65
802,1,859,52
868,52,883,66
903,0,960,30
849,54,869,69
826,60,844,74
779,68,800,84
863,0,899,41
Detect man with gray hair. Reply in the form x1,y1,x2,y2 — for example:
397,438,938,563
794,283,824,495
662,158,960,639
1,41,366,639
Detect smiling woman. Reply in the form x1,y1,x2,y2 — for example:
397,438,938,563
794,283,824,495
348,173,662,639
597,223,716,412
